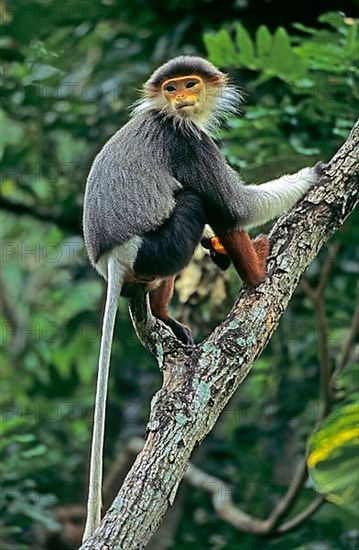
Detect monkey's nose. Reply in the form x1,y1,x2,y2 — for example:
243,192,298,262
176,92,186,100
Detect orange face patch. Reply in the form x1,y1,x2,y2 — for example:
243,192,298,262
161,75,204,108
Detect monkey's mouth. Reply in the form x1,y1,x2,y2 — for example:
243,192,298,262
175,101,196,110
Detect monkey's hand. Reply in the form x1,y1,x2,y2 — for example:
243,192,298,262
201,237,232,271
210,236,226,255
294,162,326,189
314,162,327,181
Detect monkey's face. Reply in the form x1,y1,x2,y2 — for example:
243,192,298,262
134,57,241,134
160,74,222,126
161,75,204,115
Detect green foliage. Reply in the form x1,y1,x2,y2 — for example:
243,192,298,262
204,14,358,82
205,14,358,179
308,400,359,516
205,24,307,81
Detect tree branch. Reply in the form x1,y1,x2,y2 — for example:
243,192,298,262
276,496,325,534
80,119,359,549
301,242,341,416
183,458,325,537
333,297,359,377
0,195,80,233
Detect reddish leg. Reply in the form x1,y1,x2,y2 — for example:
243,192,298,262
150,277,193,344
214,228,270,287
252,235,270,273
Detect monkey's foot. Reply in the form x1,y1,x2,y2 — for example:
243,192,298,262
157,316,194,345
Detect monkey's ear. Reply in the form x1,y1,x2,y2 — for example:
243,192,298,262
201,237,232,271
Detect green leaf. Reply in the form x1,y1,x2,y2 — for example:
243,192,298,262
307,402,359,516
278,28,308,81
203,33,225,67
235,23,255,68
271,27,296,79
23,63,62,85
292,22,318,35
217,29,238,65
22,444,47,459
0,109,25,156
289,135,320,155
204,29,239,67
256,25,272,66
343,22,359,59
14,434,36,444
319,11,347,30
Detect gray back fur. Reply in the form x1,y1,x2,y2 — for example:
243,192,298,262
83,114,183,265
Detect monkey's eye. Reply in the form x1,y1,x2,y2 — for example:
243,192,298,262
186,81,197,89
165,85,176,92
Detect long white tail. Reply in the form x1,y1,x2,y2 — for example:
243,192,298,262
82,256,123,541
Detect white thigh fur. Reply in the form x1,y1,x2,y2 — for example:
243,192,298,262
95,236,143,280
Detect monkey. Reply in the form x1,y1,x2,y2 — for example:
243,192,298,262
82,55,319,540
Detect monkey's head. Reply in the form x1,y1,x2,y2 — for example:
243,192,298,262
133,56,241,134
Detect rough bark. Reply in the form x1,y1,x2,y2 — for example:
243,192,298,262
80,119,358,550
